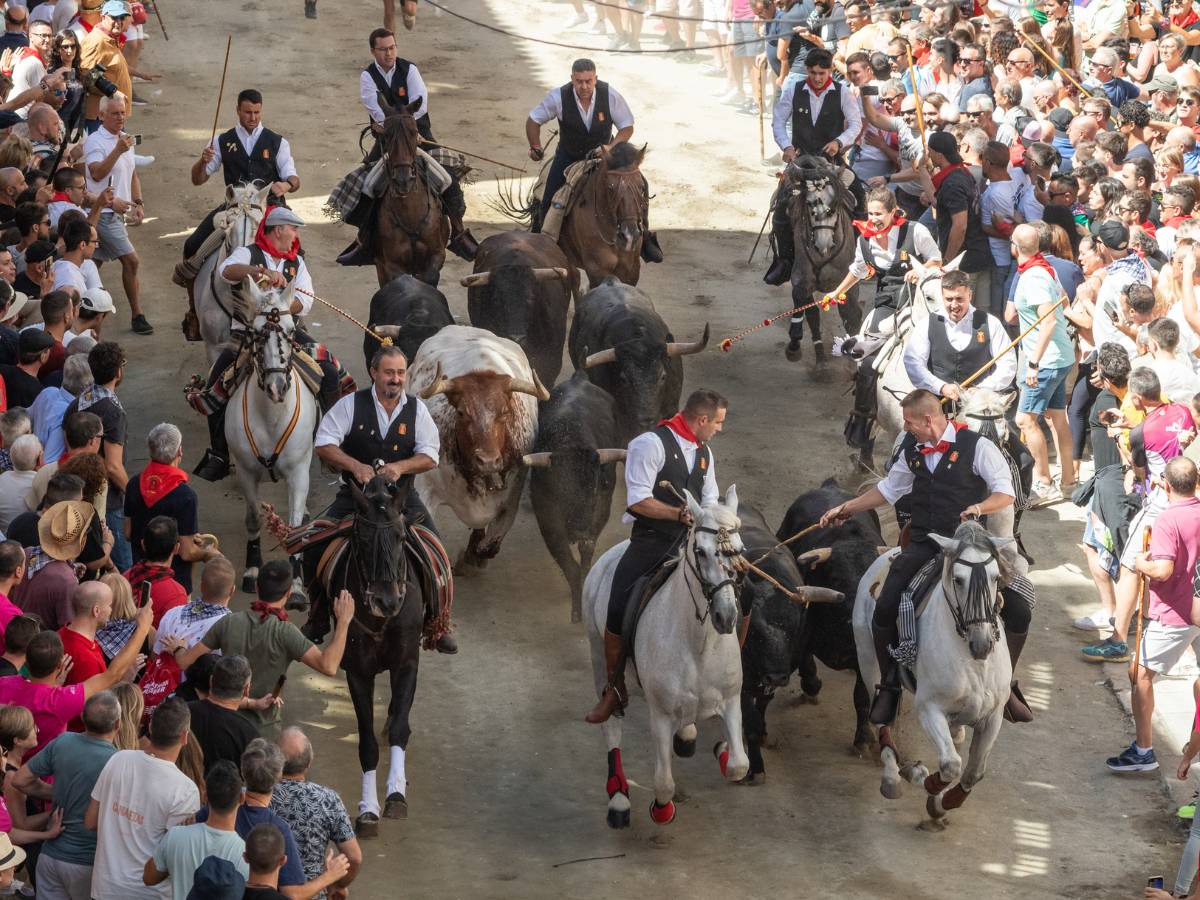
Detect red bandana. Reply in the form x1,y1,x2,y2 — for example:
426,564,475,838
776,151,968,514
852,215,907,247
931,163,969,191
806,76,832,97
920,421,968,455
1138,219,1157,238
658,412,701,445
1016,253,1056,277
1166,214,1194,229
253,215,299,262
140,460,187,509
1174,8,1200,27
250,601,288,622
50,191,73,203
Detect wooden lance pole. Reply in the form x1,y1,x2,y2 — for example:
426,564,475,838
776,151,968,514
1018,32,1090,98
209,35,232,147
904,45,928,157
950,295,1070,397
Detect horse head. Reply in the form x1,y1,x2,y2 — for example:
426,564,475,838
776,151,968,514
222,182,270,255
597,141,647,254
243,276,297,403
348,474,411,619
958,387,1015,448
684,484,746,636
929,521,1014,660
380,96,423,194
784,155,854,255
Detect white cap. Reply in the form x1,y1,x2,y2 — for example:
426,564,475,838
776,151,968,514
80,287,115,314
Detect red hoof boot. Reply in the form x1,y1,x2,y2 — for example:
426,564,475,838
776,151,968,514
941,784,970,810
649,799,676,825
713,740,730,777
924,772,949,796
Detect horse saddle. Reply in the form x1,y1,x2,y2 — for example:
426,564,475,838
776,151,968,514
540,157,602,242
620,558,681,664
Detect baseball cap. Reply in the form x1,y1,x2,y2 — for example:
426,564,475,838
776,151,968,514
1144,73,1180,95
101,0,132,17
1020,120,1046,147
263,206,305,229
927,131,961,164
1096,219,1130,251
80,287,115,314
1047,108,1073,133
18,326,54,354
0,111,21,132
24,240,55,264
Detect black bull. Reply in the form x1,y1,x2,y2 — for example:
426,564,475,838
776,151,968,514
363,274,454,371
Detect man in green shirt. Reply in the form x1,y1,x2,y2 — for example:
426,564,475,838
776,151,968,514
173,560,353,727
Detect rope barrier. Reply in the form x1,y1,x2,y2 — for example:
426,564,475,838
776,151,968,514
719,293,846,352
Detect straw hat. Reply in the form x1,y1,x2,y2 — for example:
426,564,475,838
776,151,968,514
38,500,96,561
0,833,27,872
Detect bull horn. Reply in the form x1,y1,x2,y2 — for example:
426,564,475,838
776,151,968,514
665,323,711,358
417,361,453,400
796,547,832,568
789,586,845,606
508,369,551,402
460,271,491,288
583,347,618,368
374,324,402,338
531,267,569,281
596,448,627,465
521,452,553,467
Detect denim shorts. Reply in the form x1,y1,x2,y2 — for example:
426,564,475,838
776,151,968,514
1018,363,1071,414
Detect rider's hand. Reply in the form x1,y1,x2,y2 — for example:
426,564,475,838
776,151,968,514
529,145,544,162
349,461,374,485
782,147,797,163
821,139,841,157
941,383,961,402
379,461,405,482
200,146,215,166
271,180,292,197
677,507,695,528
960,503,982,521
819,504,849,528
255,267,287,289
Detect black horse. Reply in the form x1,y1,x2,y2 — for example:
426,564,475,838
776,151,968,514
308,474,425,836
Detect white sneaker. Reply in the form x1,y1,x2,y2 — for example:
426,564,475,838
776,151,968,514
134,154,155,167
606,34,626,50
1072,610,1114,631
564,11,588,28
590,17,607,33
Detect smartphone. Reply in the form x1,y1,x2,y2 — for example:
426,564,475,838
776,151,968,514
133,134,142,145
1148,876,1165,889
107,175,112,189
271,674,287,699
860,84,879,96
138,581,152,609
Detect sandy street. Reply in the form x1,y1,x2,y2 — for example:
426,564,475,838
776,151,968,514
113,0,1183,895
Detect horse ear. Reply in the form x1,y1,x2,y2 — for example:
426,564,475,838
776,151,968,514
348,478,370,513
636,143,648,166
839,167,855,189
406,99,422,117
377,90,394,113
254,183,272,207
928,533,956,552
225,184,237,205
685,489,703,523
723,483,739,513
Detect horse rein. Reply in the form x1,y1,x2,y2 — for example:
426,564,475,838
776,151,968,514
241,307,302,481
682,524,746,626
347,512,412,639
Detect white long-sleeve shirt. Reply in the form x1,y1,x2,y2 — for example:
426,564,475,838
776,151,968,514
772,79,862,153
622,428,718,523
203,123,297,181
877,423,1014,505
360,61,428,124
220,246,313,330
528,84,635,130
847,221,941,280
314,387,440,461
903,311,1017,396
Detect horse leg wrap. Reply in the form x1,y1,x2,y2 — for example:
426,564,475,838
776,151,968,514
713,740,730,777
606,748,629,799
649,799,676,825
387,746,407,798
941,783,970,810
924,771,949,796
359,770,381,817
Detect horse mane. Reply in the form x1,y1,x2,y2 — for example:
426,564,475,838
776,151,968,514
606,142,644,172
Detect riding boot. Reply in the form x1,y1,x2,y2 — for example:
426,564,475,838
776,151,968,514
585,629,628,724
1003,629,1034,723
764,216,794,286
640,230,664,263
181,279,202,342
193,408,231,482
869,623,902,726
446,215,479,261
336,235,376,267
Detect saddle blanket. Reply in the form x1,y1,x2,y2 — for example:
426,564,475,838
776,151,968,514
186,338,354,416
541,157,601,242
325,149,463,223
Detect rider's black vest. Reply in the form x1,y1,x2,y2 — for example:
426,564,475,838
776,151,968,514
217,126,284,188
859,221,917,310
630,425,710,543
927,310,994,388
247,244,299,284
899,427,988,542
558,81,614,162
338,388,419,492
791,80,845,157
365,60,434,139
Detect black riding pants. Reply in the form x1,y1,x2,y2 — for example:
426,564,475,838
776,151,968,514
873,538,940,632
535,147,581,231
606,531,681,635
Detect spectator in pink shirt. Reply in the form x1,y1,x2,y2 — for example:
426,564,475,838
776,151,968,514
0,600,151,759
1107,457,1200,774
0,541,26,652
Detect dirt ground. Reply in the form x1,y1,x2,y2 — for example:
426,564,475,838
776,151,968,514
116,0,1184,896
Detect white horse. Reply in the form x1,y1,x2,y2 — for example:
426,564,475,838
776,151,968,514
226,277,318,601
196,183,270,366
852,521,1013,820
582,487,751,828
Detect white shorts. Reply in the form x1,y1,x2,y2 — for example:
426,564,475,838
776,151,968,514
655,0,701,14
1120,502,1164,571
1138,618,1200,675
703,0,726,32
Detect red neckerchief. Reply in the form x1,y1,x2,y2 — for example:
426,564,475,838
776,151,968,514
140,460,187,509
250,601,288,622
57,451,69,465
1166,214,1194,229
16,47,44,66
931,162,968,191
1016,253,1056,277
253,216,299,262
914,46,931,66
920,421,968,455
806,76,832,97
658,412,701,445
852,214,907,248
1174,8,1200,27
1138,219,1157,238
50,192,73,203
76,17,126,47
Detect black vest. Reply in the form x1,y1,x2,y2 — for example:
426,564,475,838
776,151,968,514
558,81,614,162
900,427,988,541
218,127,284,188
247,245,299,284
860,221,916,310
791,80,845,156
630,425,710,542
338,389,419,491
927,310,994,387
365,59,415,108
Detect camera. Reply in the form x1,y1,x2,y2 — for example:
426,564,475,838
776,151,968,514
860,85,879,96
82,63,118,99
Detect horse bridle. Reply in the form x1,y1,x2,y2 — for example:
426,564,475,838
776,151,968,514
250,307,294,391
943,548,1003,640
349,510,411,636
383,115,420,195
682,524,746,625
593,167,646,249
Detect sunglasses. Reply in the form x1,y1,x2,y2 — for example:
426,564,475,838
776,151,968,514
880,94,901,102
1180,98,1197,105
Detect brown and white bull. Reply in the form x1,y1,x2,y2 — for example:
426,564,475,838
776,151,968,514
409,325,549,571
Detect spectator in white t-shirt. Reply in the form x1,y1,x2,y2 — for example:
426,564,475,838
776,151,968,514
1136,318,1200,403
980,141,1019,318
152,556,235,655
85,699,200,900
51,218,101,300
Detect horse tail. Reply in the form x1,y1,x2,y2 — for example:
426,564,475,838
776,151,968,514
488,162,548,228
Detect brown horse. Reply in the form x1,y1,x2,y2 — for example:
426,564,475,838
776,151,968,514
375,98,450,288
560,142,648,289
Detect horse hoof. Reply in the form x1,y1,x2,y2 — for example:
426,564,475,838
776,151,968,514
881,779,902,800
926,794,947,820
607,806,632,829
241,572,257,594
649,800,676,825
402,12,415,28
284,591,309,612
812,340,826,362
798,692,819,705
384,792,408,819
355,812,380,838
673,734,696,758
736,771,765,786
712,741,729,777
784,339,803,362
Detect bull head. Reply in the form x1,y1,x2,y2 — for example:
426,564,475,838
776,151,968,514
460,267,568,288
665,323,710,358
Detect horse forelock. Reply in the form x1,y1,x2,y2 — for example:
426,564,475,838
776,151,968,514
946,521,1011,583
606,141,643,172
